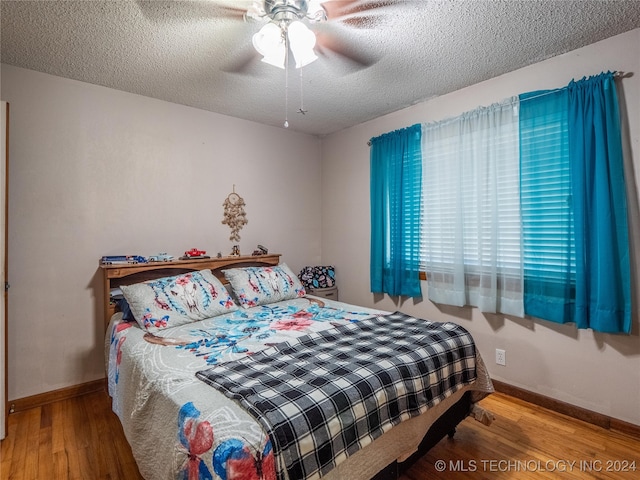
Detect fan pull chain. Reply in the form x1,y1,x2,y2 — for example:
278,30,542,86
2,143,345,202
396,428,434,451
284,27,289,129
298,67,307,115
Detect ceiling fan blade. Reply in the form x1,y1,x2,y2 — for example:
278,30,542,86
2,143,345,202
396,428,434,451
222,48,260,75
315,32,380,69
339,14,386,29
322,0,395,20
135,0,247,23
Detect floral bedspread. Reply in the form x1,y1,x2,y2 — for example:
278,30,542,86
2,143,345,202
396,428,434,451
171,299,379,366
106,297,385,480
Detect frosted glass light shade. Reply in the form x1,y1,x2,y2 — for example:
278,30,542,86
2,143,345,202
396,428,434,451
252,22,286,69
288,21,318,68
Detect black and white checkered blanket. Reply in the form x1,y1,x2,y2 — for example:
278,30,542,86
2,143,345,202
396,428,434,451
196,311,477,480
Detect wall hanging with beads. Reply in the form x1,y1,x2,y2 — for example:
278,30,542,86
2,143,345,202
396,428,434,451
221,185,248,242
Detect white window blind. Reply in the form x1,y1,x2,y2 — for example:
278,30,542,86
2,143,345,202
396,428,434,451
519,97,575,283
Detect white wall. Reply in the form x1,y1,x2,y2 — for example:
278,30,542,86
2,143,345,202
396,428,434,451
321,29,640,426
0,65,323,400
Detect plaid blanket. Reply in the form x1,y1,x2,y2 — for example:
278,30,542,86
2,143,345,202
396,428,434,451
196,311,477,480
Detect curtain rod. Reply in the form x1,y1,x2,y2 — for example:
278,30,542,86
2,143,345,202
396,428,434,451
366,71,632,146
517,70,632,104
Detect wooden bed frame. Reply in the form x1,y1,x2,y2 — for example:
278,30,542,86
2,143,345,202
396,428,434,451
99,253,472,480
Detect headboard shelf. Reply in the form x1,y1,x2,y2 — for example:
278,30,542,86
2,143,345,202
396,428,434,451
99,254,281,327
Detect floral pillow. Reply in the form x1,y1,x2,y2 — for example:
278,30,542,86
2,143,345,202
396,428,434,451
121,269,237,332
223,263,306,308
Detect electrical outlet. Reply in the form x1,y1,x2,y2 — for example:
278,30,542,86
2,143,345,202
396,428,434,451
495,349,506,366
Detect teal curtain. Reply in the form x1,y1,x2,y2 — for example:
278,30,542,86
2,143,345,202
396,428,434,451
519,88,574,324
520,72,631,333
568,73,631,333
370,124,422,297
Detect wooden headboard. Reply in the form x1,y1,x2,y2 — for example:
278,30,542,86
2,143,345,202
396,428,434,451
99,254,281,329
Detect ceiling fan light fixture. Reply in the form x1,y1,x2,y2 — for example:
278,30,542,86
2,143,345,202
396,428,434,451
252,22,286,69
250,0,324,70
287,20,318,68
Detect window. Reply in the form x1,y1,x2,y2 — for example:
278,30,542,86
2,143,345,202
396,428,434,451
370,72,630,332
421,98,523,316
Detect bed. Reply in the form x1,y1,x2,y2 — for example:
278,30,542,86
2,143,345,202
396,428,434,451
101,255,493,480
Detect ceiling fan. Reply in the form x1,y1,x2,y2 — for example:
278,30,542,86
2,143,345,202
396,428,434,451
137,0,394,73
136,1,393,128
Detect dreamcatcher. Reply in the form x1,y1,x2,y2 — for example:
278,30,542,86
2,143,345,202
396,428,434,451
221,185,248,242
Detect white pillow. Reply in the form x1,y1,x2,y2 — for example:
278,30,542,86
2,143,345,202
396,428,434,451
121,269,237,332
223,263,306,308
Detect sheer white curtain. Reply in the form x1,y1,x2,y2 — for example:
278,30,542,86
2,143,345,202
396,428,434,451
422,97,524,316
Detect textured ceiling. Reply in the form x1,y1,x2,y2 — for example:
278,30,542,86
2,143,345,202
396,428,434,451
2,0,640,136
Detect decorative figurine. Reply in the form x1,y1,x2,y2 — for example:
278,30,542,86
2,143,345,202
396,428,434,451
183,248,207,258
101,255,147,265
230,245,240,256
252,245,268,256
148,253,174,262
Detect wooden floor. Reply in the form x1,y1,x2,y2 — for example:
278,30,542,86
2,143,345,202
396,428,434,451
1,391,638,480
400,393,639,480
1,390,141,480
